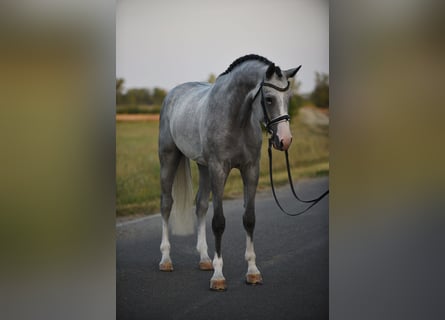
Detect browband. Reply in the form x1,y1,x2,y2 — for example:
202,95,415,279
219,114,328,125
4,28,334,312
262,81,290,92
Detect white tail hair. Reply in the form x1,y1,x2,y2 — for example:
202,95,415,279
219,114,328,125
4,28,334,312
170,156,195,235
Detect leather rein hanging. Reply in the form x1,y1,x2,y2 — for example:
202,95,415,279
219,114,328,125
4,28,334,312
253,78,329,216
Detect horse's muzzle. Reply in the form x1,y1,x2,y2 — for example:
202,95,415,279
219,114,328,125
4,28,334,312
272,121,292,151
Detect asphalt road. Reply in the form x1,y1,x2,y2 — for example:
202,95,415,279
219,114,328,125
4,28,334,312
117,177,328,320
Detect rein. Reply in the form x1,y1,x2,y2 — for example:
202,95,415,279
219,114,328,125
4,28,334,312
268,138,329,216
254,78,329,216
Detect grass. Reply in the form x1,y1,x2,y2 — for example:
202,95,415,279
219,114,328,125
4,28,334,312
116,120,160,215
116,112,329,216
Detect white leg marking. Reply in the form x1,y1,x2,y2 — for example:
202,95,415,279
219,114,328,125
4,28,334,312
196,218,211,262
211,255,225,281
245,236,260,275
159,220,172,266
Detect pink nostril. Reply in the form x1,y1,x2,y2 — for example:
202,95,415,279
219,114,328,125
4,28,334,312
280,137,292,151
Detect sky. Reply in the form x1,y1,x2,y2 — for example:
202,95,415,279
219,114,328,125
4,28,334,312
116,0,328,94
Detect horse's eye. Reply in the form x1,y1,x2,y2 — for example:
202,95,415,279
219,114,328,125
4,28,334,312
265,97,273,105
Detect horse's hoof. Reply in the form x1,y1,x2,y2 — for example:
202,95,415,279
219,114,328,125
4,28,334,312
159,261,173,272
246,273,263,285
210,279,227,291
199,260,214,271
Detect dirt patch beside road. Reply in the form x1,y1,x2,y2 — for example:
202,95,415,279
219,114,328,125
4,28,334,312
299,106,329,126
116,114,159,122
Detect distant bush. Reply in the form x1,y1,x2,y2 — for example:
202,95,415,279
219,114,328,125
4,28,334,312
288,79,307,118
288,94,303,118
310,72,329,108
116,104,161,114
116,78,167,113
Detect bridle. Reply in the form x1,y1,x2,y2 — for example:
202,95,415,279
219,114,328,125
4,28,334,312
252,79,291,134
252,78,330,216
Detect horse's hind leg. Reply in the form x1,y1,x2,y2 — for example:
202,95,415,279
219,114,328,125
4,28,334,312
158,139,182,272
196,164,212,270
240,163,263,285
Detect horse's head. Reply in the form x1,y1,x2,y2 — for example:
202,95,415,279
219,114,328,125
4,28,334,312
255,63,301,151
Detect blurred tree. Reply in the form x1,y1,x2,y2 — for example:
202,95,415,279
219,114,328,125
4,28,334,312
126,88,152,106
116,78,124,93
310,72,329,108
207,73,216,83
288,78,304,118
116,82,167,114
152,87,167,106
116,78,125,105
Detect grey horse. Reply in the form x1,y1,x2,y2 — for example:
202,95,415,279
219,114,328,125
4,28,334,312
158,54,301,291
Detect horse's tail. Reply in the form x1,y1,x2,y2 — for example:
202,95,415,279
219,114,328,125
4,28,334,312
170,156,196,235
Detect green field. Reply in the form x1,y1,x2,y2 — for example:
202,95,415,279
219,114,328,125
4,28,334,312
116,112,329,216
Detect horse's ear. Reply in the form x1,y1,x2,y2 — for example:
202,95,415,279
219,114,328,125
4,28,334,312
284,65,302,79
266,63,275,79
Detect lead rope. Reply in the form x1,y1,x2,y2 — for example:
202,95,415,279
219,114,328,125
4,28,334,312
268,138,329,216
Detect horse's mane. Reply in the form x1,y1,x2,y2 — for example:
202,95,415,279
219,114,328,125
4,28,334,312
218,54,281,77
219,54,275,77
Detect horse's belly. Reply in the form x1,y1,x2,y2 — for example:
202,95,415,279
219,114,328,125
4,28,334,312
170,120,206,165
174,135,205,164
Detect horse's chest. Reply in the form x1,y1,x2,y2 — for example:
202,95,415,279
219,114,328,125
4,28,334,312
203,122,262,166
219,140,261,168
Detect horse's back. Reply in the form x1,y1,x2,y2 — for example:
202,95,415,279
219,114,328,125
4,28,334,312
161,82,211,119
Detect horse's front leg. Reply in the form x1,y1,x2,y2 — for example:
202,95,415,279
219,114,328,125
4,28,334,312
241,163,263,285
196,164,212,270
208,162,229,291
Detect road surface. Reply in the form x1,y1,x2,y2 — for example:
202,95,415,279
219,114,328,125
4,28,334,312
117,177,328,320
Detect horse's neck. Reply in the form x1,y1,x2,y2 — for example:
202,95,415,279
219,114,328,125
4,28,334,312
218,67,263,108
227,66,265,126
229,65,264,91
